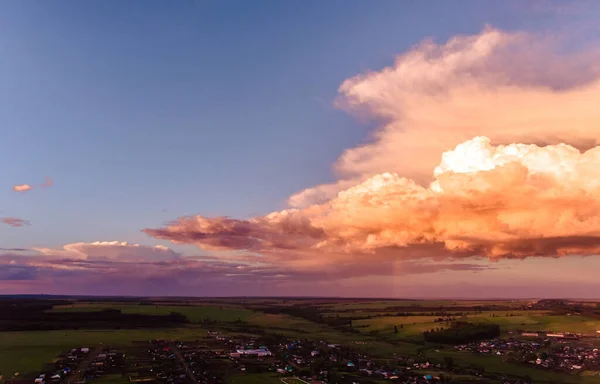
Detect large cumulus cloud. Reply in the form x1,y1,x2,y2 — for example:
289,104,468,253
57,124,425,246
144,27,600,267
145,138,600,260
290,27,600,206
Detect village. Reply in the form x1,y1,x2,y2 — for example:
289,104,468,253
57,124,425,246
455,334,600,373
8,329,554,384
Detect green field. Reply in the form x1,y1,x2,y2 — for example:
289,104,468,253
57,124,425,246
319,299,532,311
352,310,600,340
3,299,600,384
0,326,208,378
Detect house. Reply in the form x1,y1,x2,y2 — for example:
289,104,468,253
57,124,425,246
522,332,539,337
236,348,272,356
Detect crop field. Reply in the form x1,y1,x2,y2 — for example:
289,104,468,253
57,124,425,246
352,310,600,340
318,299,532,311
2,298,600,384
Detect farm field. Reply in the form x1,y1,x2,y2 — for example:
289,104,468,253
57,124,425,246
245,312,361,343
2,298,600,383
352,310,600,340
318,299,532,311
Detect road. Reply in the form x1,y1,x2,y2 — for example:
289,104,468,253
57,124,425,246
68,346,102,382
170,343,198,384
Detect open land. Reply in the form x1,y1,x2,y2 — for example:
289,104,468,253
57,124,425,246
0,297,599,384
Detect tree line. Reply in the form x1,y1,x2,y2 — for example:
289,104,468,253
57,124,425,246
423,321,500,344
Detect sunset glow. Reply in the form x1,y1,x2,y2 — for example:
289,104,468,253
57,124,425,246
3,1,600,297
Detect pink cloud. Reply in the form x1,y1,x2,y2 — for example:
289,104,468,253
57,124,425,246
12,184,32,193
1,217,30,227
0,240,492,296
33,241,179,262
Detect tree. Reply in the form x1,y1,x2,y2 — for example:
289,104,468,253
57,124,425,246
444,356,454,370
311,357,326,375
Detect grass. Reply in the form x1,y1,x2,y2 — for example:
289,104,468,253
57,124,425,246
0,326,207,379
3,300,600,384
226,373,283,383
352,310,600,341
246,313,349,342
320,300,532,311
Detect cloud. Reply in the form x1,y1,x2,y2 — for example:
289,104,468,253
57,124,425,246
1,217,30,227
290,26,600,206
145,27,600,268
33,241,180,262
0,240,490,295
12,184,32,193
11,177,53,193
40,176,53,188
145,137,600,261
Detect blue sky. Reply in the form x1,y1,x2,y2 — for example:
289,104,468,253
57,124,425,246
3,1,600,297
1,0,580,249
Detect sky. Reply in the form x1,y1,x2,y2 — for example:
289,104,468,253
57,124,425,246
3,0,600,297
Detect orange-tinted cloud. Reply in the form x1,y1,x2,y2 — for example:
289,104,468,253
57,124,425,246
145,138,600,261
12,184,32,193
145,27,600,274
12,177,53,193
1,217,30,227
290,27,600,207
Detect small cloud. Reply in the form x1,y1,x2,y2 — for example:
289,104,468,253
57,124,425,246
40,177,53,188
12,184,32,193
1,218,31,227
